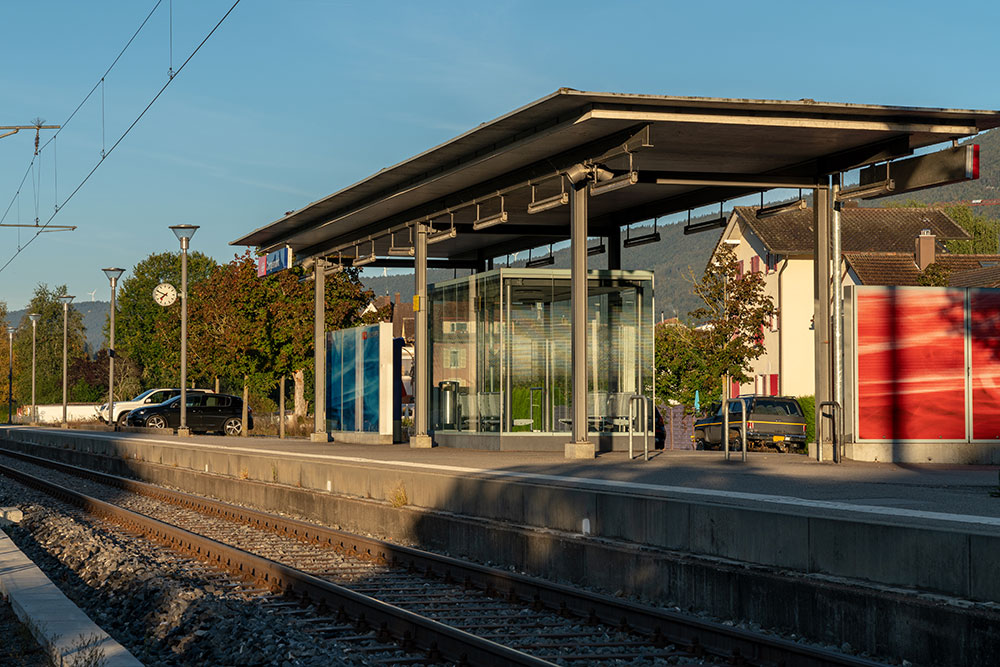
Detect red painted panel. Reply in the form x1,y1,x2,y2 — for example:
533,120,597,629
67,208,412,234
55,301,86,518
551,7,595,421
769,374,779,396
856,289,966,440
971,290,1000,439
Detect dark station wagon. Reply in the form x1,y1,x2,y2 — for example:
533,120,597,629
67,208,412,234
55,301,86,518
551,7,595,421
693,396,807,452
125,392,253,436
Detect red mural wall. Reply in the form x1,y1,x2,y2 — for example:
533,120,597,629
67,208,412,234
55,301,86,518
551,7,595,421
856,289,967,441
971,290,1000,440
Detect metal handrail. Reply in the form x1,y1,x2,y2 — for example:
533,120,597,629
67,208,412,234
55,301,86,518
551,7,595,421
723,398,747,462
628,395,649,461
819,400,842,463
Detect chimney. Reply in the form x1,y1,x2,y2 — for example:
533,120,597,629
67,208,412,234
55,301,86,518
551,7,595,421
915,229,936,271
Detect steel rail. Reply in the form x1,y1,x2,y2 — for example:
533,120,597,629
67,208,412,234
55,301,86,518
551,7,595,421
0,449,884,667
0,460,553,666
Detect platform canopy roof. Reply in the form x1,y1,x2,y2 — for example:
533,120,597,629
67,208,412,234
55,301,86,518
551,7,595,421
232,89,1000,266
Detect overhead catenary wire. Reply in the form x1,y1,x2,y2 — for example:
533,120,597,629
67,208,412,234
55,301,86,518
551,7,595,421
0,0,243,276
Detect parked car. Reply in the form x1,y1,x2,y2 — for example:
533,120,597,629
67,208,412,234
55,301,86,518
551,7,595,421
98,388,207,427
125,392,252,435
693,396,806,452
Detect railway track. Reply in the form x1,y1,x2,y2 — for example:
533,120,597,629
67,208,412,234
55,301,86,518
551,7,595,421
0,449,884,666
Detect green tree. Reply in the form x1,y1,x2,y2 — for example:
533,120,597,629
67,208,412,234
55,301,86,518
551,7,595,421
943,205,1000,254
917,262,951,286
115,251,217,386
655,245,775,411
11,284,89,406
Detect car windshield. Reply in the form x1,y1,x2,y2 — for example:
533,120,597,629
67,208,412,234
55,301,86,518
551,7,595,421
752,399,802,416
130,389,158,402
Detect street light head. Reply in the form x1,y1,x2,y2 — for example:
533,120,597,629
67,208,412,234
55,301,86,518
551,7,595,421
6,327,14,335
28,313,40,323
169,224,199,243
102,267,125,282
57,295,75,305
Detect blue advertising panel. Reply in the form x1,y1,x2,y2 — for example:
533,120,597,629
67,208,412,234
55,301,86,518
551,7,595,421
257,247,292,277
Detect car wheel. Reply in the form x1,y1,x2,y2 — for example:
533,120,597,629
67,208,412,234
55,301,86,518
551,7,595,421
145,415,167,429
224,417,242,436
117,412,129,427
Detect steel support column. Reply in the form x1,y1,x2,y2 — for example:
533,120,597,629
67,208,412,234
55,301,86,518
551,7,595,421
831,175,844,462
813,179,832,460
411,223,432,448
566,179,595,458
311,258,330,442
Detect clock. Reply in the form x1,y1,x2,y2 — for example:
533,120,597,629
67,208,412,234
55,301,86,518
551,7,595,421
153,282,178,307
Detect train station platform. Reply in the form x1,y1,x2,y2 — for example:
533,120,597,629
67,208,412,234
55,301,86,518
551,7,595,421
3,425,998,665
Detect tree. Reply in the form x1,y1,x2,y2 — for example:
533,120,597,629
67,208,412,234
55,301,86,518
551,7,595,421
917,262,951,286
115,251,217,386
943,205,1000,254
11,284,89,406
655,245,775,411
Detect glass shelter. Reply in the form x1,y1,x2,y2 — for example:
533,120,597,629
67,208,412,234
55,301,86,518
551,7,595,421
428,268,653,451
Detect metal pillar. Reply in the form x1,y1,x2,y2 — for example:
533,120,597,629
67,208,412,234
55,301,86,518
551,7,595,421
813,179,832,460
7,328,12,425
606,229,621,270
178,241,190,436
411,224,432,447
566,178,595,458
311,259,330,442
831,175,844,462
30,316,38,424
61,301,69,427
279,374,286,439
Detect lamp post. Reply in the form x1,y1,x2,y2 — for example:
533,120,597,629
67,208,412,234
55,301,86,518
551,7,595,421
6,326,14,425
169,224,199,437
28,314,40,424
57,294,74,428
102,267,125,430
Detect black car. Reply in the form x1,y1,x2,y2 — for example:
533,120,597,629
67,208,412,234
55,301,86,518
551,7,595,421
126,392,253,435
693,396,806,452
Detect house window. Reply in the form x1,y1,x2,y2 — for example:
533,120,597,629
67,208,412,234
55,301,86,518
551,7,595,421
751,256,760,274
767,253,778,272
770,311,779,332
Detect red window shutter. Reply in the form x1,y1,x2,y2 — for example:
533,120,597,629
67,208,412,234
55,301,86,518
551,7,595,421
769,374,779,396
730,381,741,398
751,256,760,274
737,260,744,279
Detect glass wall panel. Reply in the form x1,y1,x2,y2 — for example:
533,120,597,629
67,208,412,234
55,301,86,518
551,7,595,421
362,326,379,432
428,268,653,446
341,330,356,430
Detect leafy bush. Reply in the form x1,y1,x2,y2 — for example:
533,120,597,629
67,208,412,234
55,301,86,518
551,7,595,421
797,394,815,444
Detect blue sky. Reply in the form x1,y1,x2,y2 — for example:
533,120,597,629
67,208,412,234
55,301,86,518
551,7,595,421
2,0,999,309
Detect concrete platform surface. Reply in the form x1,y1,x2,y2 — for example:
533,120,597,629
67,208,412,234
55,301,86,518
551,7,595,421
0,526,142,667
5,425,1000,531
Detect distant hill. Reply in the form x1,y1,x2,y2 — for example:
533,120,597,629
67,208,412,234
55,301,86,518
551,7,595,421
362,218,721,321
4,301,109,357
876,128,1000,217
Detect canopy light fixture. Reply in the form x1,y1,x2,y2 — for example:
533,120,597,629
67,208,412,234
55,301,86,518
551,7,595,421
684,202,728,235
527,179,568,214
756,197,807,219
623,217,660,248
427,225,457,245
590,171,639,197
387,228,414,256
525,244,556,268
352,241,377,267
473,198,508,230
587,242,606,256
837,178,895,201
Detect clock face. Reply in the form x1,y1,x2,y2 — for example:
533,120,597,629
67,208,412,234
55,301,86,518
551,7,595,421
153,282,178,307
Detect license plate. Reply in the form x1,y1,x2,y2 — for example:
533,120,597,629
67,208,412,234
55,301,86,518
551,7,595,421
772,435,785,442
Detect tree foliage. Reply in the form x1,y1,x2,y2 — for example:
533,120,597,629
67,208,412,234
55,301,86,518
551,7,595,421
655,245,775,411
917,262,951,286
115,251,217,386
943,205,1000,254
10,284,89,406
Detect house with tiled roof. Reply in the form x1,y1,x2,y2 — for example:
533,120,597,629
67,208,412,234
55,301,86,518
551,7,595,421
712,205,1000,399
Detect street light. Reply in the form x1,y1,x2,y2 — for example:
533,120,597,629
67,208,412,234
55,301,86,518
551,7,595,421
57,294,74,428
102,267,125,430
7,326,14,425
28,313,40,424
169,224,199,436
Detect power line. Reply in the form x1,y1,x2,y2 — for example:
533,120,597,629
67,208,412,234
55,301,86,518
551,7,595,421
0,0,243,276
